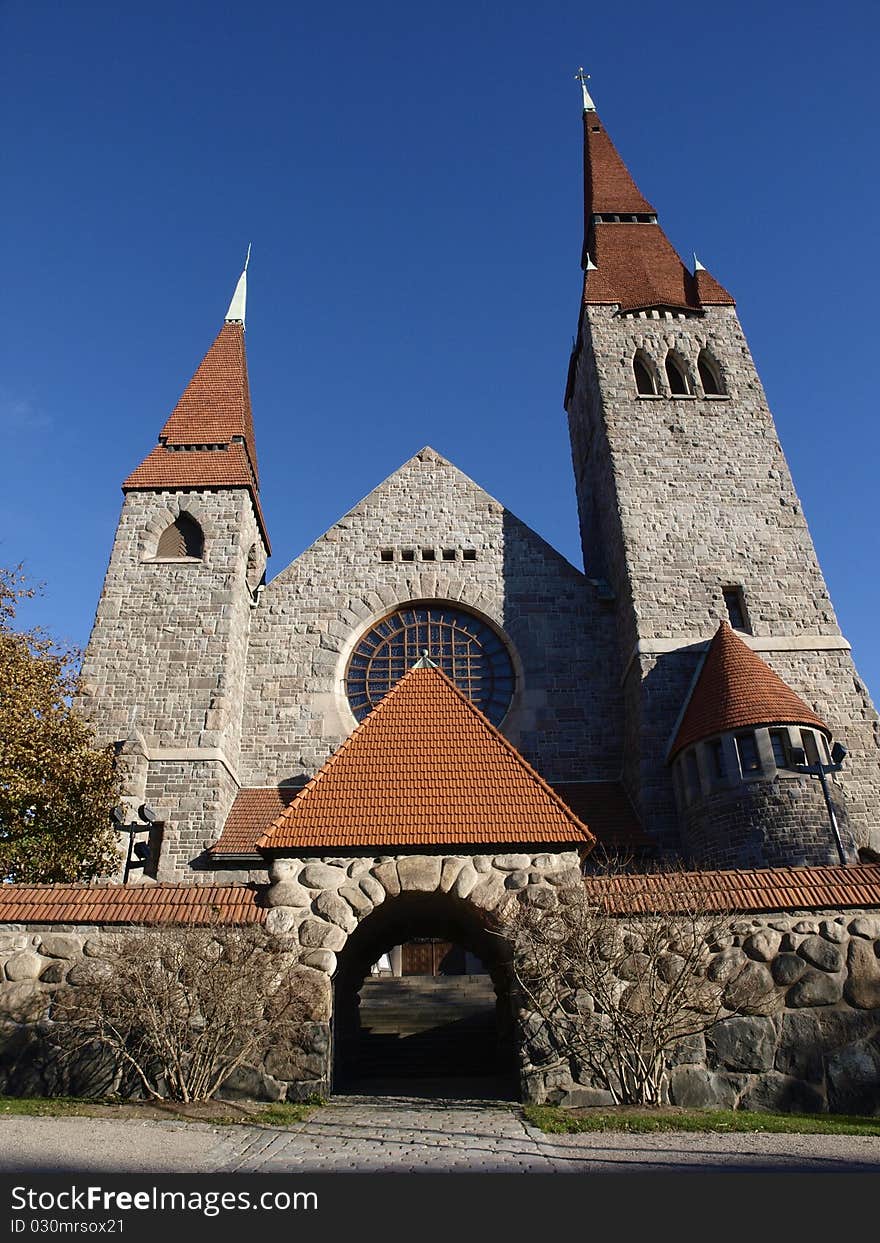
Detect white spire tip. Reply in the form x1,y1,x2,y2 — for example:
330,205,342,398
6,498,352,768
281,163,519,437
575,66,596,112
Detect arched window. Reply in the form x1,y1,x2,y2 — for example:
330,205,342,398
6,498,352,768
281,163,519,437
246,543,261,590
156,513,203,559
665,351,692,396
633,351,658,395
697,349,724,396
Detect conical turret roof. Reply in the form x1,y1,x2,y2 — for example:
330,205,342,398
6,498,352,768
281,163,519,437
670,623,830,760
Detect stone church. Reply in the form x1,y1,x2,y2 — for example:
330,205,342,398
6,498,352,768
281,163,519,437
3,82,880,1108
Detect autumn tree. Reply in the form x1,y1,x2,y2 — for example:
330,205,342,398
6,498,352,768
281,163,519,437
0,566,121,882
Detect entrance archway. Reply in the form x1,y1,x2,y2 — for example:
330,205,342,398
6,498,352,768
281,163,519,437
332,891,518,1099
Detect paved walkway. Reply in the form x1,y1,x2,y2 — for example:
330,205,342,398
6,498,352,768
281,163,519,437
2,1097,879,1174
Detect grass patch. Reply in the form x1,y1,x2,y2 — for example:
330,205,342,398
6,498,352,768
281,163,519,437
258,1101,318,1127
523,1104,880,1137
0,1096,93,1119
0,1095,319,1127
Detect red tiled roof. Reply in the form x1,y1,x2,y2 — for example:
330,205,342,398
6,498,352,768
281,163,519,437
259,666,597,851
585,223,734,313
583,115,655,216
124,443,255,489
548,783,652,852
670,623,830,760
581,113,734,312
212,781,646,856
123,445,270,552
159,322,259,483
583,864,880,915
0,884,266,925
695,266,736,306
212,787,299,855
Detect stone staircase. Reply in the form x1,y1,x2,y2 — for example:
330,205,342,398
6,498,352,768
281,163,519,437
353,974,499,1079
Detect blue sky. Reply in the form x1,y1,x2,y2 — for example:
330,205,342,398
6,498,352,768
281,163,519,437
3,1,879,704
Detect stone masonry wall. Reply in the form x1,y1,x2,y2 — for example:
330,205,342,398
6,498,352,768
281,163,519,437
520,907,880,1113
79,488,265,876
567,304,880,850
240,448,622,788
680,779,850,871
3,872,880,1111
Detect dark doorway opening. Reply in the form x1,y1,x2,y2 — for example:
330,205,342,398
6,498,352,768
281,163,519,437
332,891,518,1100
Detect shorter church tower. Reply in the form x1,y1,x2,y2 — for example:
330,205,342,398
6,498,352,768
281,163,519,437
668,623,855,869
79,260,269,879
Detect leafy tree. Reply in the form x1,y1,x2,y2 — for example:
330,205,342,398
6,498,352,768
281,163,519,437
0,566,121,882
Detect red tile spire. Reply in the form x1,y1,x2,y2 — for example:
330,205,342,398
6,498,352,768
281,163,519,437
580,108,734,313
123,264,269,548
259,665,597,852
670,623,830,760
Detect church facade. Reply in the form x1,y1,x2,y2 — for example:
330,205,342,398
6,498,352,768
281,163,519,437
78,86,880,885
4,83,880,1110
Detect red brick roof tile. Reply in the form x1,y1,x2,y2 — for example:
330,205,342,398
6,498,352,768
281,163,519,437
0,883,266,925
583,116,655,216
160,322,259,482
670,623,830,760
583,864,880,915
122,445,270,552
212,781,644,856
258,666,597,852
212,787,299,855
582,114,734,312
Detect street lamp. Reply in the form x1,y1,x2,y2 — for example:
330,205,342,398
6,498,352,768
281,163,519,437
789,741,849,866
110,803,164,882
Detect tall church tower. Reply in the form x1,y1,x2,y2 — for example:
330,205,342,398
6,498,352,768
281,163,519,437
565,78,880,862
79,260,269,879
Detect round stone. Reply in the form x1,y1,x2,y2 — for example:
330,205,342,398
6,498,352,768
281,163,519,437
798,935,844,974
298,920,346,952
504,870,529,890
744,930,781,962
303,950,337,974
300,863,348,890
5,953,45,982
266,882,311,909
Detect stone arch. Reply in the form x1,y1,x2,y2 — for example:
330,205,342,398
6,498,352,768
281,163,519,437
331,888,518,1096
139,496,211,561
264,850,583,1098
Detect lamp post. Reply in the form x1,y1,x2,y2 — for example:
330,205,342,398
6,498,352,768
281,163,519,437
789,742,849,867
110,803,164,883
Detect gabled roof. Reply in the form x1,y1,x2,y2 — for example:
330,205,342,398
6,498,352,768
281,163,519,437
211,780,646,857
670,623,830,760
258,666,597,852
581,113,734,312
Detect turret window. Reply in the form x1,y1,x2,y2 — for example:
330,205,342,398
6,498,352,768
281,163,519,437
697,349,725,396
770,729,790,769
665,352,693,396
735,733,762,775
633,351,659,396
155,513,203,560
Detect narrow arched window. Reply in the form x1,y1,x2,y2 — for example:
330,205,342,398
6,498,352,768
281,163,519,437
156,513,204,559
246,543,261,590
665,351,692,396
633,351,657,395
697,349,724,396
